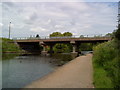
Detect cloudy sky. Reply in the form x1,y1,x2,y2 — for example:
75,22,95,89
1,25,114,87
0,0,119,38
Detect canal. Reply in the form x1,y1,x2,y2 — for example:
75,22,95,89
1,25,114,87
2,51,92,88
2,53,73,88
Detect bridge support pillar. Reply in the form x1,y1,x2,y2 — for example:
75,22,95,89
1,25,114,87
70,41,76,52
49,44,55,56
41,46,48,55
70,41,78,58
39,41,47,55
72,44,76,53
43,46,46,52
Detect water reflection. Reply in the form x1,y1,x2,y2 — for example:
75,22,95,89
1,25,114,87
2,53,19,60
50,53,73,66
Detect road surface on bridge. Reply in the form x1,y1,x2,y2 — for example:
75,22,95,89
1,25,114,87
25,54,94,88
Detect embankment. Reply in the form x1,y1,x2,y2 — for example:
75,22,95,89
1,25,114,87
93,40,119,88
1,38,22,53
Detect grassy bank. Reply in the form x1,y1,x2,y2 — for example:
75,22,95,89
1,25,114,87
1,38,22,53
92,40,119,88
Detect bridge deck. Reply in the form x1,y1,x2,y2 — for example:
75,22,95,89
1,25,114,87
15,37,111,43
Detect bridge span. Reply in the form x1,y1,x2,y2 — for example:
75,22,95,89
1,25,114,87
14,37,111,54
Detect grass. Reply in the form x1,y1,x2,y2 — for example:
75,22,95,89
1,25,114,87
1,38,22,53
92,40,119,88
93,65,113,88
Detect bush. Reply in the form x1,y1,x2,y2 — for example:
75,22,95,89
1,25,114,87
115,28,120,40
93,67,113,88
53,44,71,53
93,40,120,88
2,38,21,52
93,41,116,67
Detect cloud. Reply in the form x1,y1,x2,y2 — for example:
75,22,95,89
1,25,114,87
0,23,3,27
2,0,119,2
2,2,118,38
2,0,84,2
46,19,51,24
55,25,64,28
30,27,48,32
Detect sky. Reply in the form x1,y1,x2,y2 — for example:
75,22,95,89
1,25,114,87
0,0,119,38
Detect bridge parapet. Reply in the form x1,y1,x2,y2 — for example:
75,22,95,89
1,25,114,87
15,37,112,43
13,35,112,40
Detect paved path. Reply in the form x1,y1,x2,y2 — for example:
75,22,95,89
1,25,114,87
25,54,94,88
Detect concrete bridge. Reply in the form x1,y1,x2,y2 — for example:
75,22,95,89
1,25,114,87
14,36,111,54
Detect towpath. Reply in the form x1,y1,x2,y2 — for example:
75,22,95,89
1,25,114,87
25,54,94,88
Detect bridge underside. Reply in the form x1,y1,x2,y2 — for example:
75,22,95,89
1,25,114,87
17,42,42,53
16,38,109,55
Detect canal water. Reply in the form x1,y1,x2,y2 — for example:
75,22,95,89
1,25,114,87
2,51,92,88
2,53,73,88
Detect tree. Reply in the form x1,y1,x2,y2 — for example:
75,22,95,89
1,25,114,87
105,32,115,38
105,33,113,37
49,32,73,53
80,35,84,38
36,34,40,38
115,29,120,40
63,32,72,36
50,32,63,37
54,43,70,53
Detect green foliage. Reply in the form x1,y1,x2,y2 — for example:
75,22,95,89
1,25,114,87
93,40,120,88
93,67,113,88
2,38,21,52
112,40,120,88
63,32,72,36
80,35,84,38
49,32,73,53
115,28,120,40
50,32,73,37
93,41,116,66
105,32,115,38
49,32,96,53
2,53,19,60
53,44,71,53
80,43,93,51
50,32,63,37
105,33,112,37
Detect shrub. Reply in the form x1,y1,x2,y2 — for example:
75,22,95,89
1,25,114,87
2,38,21,52
93,40,119,88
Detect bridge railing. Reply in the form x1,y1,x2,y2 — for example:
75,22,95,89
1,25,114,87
12,35,112,40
